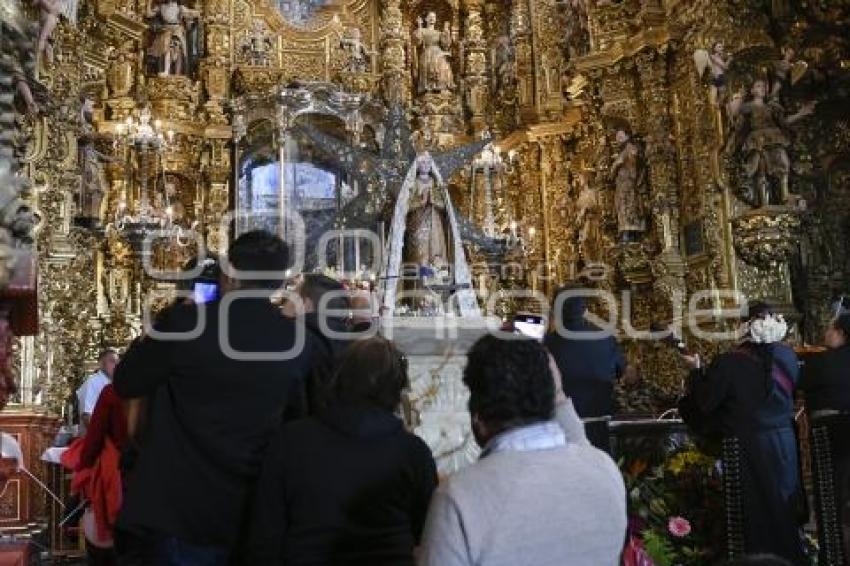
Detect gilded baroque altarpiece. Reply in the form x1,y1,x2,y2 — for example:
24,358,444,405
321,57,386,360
6,0,850,415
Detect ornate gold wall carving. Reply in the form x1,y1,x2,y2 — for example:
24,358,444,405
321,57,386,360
14,0,850,415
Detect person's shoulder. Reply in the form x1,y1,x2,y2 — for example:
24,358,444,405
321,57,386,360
548,443,626,496
402,431,437,464
773,342,799,359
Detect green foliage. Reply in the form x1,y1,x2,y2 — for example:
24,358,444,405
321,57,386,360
620,441,725,565
642,529,676,566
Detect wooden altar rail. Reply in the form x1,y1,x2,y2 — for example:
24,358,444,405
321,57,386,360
0,409,60,534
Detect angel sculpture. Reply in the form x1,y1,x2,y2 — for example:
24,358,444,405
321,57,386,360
771,47,807,98
726,79,816,207
694,41,733,106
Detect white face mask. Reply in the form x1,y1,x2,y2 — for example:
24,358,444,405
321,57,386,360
746,314,788,344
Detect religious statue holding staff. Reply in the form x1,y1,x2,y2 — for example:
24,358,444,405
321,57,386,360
414,12,455,94
146,0,200,77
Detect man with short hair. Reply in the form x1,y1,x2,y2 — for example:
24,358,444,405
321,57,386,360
113,230,313,565
419,335,626,566
76,349,118,430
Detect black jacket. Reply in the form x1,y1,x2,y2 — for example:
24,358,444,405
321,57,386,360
113,297,313,548
544,322,625,418
801,345,850,413
303,312,356,414
247,405,438,565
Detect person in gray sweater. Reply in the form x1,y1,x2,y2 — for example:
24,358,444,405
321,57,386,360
419,335,627,566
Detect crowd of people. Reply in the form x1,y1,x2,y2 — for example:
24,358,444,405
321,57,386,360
63,229,850,566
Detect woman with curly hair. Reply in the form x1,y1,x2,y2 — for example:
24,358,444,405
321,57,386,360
682,302,806,564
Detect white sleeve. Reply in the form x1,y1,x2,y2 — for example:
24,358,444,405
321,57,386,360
81,378,106,415
76,381,89,414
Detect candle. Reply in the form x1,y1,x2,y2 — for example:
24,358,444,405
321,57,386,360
510,220,518,239
712,288,722,317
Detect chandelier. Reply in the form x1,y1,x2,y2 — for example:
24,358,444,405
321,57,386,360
110,107,195,250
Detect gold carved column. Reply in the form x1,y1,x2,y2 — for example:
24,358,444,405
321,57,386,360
199,0,232,125
379,0,407,105
462,0,488,135
511,0,535,123
635,47,687,325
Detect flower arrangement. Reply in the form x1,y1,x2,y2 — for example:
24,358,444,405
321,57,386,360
620,442,724,565
747,313,788,344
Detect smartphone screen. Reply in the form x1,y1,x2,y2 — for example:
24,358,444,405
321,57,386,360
193,281,219,304
514,314,546,341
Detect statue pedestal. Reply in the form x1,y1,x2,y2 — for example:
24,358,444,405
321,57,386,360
413,91,461,142
380,316,499,474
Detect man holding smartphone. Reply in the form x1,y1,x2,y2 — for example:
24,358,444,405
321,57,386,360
113,231,313,565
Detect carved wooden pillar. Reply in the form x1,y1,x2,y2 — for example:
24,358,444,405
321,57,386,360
636,48,687,321
199,0,232,124
636,47,681,252
511,0,535,123
204,138,231,255
462,0,488,135
379,0,407,105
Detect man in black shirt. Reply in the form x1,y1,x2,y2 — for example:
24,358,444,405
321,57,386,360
114,231,313,565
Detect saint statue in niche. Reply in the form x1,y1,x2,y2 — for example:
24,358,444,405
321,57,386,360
146,0,200,77
609,130,647,243
414,12,455,94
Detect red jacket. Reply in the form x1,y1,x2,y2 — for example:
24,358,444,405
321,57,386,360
61,384,127,541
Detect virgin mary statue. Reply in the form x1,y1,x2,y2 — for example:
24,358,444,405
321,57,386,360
380,137,479,317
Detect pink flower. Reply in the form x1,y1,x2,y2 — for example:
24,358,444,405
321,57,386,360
668,516,692,538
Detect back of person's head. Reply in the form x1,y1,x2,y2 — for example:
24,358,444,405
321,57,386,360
329,337,408,412
299,274,350,314
464,335,555,431
99,348,118,375
834,313,850,338
827,313,850,349
227,230,289,290
721,554,793,566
